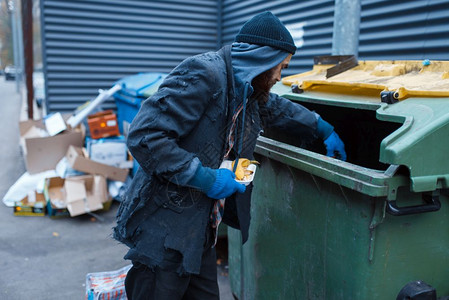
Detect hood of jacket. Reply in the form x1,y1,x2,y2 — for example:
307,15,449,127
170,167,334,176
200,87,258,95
231,42,289,102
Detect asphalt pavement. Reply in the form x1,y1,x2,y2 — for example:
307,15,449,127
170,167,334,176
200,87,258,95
0,77,233,299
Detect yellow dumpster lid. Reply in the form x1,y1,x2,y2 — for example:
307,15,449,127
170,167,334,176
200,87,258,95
282,60,449,101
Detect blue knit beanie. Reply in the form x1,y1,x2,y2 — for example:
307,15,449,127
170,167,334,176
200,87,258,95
235,11,296,55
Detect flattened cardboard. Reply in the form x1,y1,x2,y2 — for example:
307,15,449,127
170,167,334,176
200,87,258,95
66,146,128,182
65,180,86,201
19,119,44,136
64,175,106,217
19,120,84,174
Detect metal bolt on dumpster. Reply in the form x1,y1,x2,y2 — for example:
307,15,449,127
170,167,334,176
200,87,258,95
228,58,449,300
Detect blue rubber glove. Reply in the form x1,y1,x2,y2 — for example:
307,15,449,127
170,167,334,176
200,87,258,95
187,163,216,192
324,131,347,161
206,169,246,200
316,117,334,140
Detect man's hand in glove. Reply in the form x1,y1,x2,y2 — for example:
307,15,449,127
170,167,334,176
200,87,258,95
316,116,347,161
206,169,246,199
324,131,347,161
187,163,246,200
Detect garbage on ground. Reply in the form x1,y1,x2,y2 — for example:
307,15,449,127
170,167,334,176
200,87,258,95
86,136,128,167
2,170,57,207
44,176,70,218
55,157,85,179
43,175,114,219
19,117,84,174
4,73,167,219
65,175,107,217
87,110,120,139
44,112,68,136
66,84,122,129
13,191,47,216
65,145,129,182
85,264,131,300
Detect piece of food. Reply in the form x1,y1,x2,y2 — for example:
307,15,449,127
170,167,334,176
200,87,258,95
232,159,259,180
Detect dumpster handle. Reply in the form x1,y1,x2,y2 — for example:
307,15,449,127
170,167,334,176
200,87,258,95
386,194,441,216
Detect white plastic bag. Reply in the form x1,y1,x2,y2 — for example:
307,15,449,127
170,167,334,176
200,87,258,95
85,264,131,300
2,170,57,207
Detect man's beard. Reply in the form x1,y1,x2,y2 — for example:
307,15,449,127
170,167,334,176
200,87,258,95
251,69,275,104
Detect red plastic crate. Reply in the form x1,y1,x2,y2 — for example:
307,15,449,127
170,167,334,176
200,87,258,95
87,110,120,139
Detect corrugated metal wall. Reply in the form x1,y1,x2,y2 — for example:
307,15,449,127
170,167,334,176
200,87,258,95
220,0,335,77
359,0,449,60
40,0,218,112
220,0,449,75
41,0,449,112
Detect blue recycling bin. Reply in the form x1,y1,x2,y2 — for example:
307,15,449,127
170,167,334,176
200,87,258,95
114,72,167,134
113,72,167,176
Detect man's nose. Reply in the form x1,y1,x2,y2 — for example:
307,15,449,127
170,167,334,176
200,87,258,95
276,73,281,81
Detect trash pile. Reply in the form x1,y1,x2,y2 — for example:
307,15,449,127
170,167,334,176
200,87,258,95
2,72,167,219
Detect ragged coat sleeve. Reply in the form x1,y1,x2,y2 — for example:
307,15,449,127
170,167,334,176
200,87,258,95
127,55,217,184
259,92,319,139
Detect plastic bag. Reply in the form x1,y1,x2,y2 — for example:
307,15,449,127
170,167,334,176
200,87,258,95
85,264,132,300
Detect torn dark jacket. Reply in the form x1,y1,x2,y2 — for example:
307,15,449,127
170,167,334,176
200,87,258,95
113,45,319,274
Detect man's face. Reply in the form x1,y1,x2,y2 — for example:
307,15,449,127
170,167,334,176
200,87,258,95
252,54,292,103
267,54,292,89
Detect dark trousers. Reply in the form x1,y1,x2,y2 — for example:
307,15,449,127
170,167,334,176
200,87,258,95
125,228,219,300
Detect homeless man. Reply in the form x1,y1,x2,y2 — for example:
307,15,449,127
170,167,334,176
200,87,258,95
113,11,346,300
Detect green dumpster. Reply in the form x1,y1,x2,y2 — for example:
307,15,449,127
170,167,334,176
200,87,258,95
228,59,449,299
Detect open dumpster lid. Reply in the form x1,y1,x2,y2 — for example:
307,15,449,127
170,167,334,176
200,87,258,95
282,60,449,102
274,59,449,193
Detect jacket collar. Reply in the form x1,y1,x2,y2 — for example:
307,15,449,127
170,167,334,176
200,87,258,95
217,45,236,116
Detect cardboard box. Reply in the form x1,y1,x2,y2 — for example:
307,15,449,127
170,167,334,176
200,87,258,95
13,191,46,216
87,110,120,139
87,136,128,167
44,177,70,218
65,175,107,217
19,119,84,174
66,146,129,182
44,112,67,136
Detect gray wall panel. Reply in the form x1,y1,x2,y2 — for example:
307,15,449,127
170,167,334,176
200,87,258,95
360,0,449,60
41,0,218,113
221,0,335,76
221,0,449,75
41,0,449,113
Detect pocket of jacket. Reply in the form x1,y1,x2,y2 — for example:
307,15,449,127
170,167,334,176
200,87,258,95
153,184,203,213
